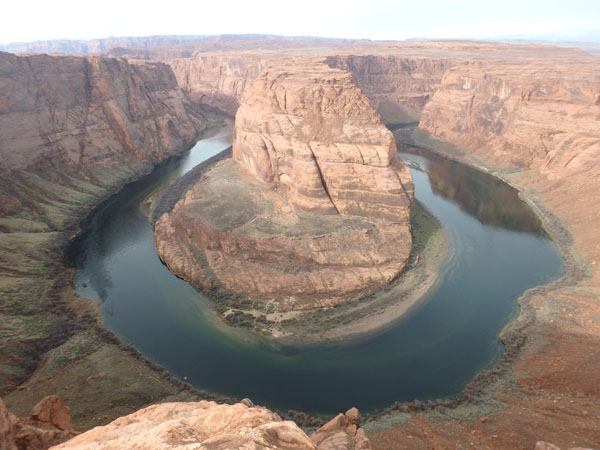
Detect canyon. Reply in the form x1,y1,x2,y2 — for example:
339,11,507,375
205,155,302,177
154,61,414,310
0,36,599,449
0,49,221,436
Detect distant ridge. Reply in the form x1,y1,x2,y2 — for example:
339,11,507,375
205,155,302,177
0,34,375,56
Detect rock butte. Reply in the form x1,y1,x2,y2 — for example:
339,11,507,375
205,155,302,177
154,61,414,308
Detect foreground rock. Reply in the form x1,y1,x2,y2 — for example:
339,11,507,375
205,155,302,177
50,401,370,450
1,395,77,449
1,397,16,450
155,61,413,309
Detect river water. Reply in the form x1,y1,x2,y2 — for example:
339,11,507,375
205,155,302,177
66,128,563,415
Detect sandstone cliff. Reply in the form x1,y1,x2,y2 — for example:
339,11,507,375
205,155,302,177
325,55,452,123
0,50,207,397
167,52,453,123
419,60,600,172
0,52,201,177
168,54,267,115
232,62,414,221
155,61,413,309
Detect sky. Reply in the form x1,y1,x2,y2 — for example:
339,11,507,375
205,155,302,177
2,0,599,44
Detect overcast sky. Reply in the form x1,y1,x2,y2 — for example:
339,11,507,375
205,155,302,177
2,0,599,44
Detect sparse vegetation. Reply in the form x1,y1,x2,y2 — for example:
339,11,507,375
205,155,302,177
150,147,232,224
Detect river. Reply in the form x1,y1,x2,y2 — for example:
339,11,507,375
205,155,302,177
66,127,563,415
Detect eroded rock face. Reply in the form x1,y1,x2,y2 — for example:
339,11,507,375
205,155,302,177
419,60,600,172
155,62,413,308
50,401,371,450
325,55,452,123
0,50,206,391
233,62,413,221
31,396,73,432
0,51,201,175
0,51,206,221
168,54,267,115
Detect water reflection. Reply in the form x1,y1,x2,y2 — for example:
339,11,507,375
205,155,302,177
404,147,546,236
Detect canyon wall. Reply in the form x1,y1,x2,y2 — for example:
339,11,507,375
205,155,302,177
155,61,414,309
325,55,452,123
168,54,267,115
0,51,205,221
0,50,207,398
167,52,453,121
419,60,600,172
370,50,600,450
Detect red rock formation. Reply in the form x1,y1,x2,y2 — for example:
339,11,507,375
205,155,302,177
168,54,267,115
1,395,77,450
325,55,452,123
155,61,413,308
311,407,371,450
233,62,413,221
30,396,73,432
419,60,600,171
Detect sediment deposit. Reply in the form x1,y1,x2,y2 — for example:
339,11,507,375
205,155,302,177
155,61,414,308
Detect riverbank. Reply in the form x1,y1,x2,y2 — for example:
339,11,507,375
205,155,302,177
210,200,447,343
67,125,561,420
367,128,600,449
2,120,230,431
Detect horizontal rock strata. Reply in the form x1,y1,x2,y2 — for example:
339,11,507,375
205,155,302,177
0,50,207,394
155,62,413,308
419,60,600,172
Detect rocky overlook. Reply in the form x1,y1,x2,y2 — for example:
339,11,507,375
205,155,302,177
154,61,413,309
48,401,371,450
